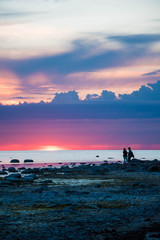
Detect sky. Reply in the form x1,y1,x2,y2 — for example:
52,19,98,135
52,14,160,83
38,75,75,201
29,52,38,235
0,0,160,150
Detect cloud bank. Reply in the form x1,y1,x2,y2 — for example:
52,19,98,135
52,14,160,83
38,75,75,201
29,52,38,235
0,81,160,121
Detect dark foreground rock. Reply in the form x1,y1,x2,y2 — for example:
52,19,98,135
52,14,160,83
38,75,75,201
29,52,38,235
0,159,160,240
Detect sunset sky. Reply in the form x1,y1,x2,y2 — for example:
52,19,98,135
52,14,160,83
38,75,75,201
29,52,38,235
0,0,160,150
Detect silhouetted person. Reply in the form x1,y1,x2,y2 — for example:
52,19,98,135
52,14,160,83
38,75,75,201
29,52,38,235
123,148,128,164
128,147,134,164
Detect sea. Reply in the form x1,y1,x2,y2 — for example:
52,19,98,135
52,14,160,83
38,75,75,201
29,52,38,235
0,150,160,169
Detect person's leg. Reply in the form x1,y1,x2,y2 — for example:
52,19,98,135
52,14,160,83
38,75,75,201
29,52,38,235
128,157,131,164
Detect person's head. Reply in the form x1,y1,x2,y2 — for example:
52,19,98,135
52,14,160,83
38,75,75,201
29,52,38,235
128,147,131,150
123,148,126,151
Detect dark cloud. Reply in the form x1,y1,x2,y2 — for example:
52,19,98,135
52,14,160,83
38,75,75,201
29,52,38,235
0,99,159,121
52,91,80,104
85,90,116,102
119,80,160,101
109,34,160,45
51,90,116,104
0,81,160,121
142,70,160,76
0,34,157,76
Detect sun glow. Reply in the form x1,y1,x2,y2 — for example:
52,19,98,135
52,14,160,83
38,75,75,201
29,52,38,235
40,146,66,151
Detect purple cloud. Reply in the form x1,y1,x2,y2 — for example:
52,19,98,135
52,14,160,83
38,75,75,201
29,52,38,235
142,70,160,76
109,34,160,45
52,91,80,104
0,81,160,121
85,90,116,102
119,81,160,101
0,34,159,77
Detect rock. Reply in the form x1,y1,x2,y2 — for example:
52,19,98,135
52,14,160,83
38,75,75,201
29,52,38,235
22,175,35,182
91,169,108,175
133,182,141,187
0,170,8,175
24,159,34,163
10,159,20,163
4,176,21,183
34,187,43,193
8,167,18,172
117,161,122,164
21,168,40,174
29,173,38,179
21,169,32,174
34,185,48,192
139,183,147,188
131,159,143,164
42,180,53,184
8,173,21,178
153,159,159,163
0,179,3,184
94,184,101,188
18,167,26,170
96,155,99,157
148,165,160,172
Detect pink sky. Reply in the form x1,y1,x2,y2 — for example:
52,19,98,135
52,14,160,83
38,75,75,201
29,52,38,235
0,119,160,151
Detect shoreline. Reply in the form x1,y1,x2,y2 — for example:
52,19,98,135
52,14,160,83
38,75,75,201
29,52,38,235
0,161,106,170
0,157,159,170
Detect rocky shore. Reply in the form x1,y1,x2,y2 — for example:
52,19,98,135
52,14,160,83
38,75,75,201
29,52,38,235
0,159,160,240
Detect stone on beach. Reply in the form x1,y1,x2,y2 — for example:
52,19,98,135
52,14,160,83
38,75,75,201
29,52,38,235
0,170,8,175
4,173,22,183
21,168,40,174
7,173,21,178
10,159,20,163
4,175,22,183
22,175,35,182
8,167,18,172
18,167,26,170
148,165,160,172
42,180,53,184
24,159,34,163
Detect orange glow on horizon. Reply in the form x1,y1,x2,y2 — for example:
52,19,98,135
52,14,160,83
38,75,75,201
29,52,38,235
40,146,67,151
0,143,160,151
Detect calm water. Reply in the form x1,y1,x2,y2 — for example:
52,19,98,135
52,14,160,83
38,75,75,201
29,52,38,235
0,150,160,165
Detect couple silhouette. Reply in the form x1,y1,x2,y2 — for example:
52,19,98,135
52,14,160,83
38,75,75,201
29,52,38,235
123,147,134,164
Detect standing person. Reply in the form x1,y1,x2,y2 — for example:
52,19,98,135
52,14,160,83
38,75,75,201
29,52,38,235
123,148,128,164
128,147,134,164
